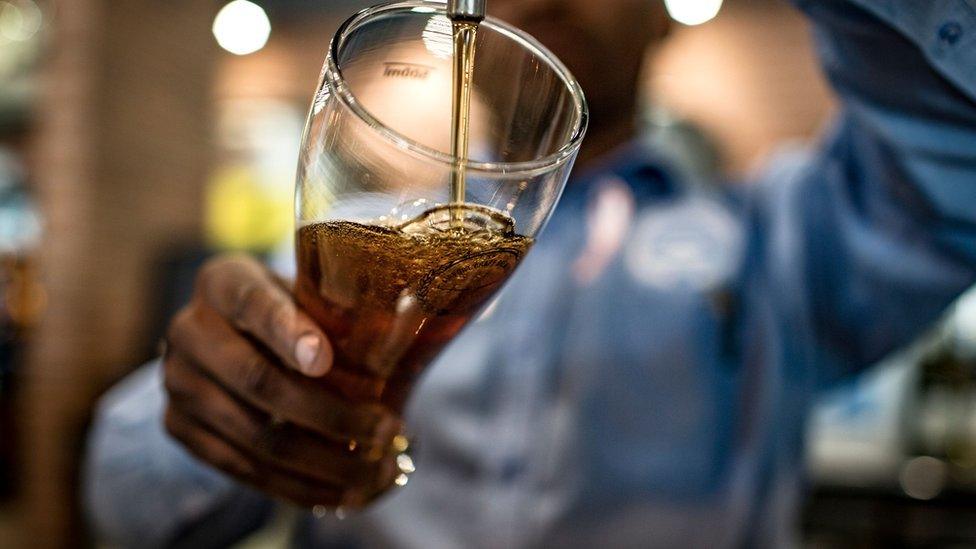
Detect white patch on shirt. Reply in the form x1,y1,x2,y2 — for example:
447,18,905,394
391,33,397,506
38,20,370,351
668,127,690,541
624,196,743,292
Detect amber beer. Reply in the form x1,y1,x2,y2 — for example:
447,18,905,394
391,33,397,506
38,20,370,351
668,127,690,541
295,204,532,411
294,8,506,412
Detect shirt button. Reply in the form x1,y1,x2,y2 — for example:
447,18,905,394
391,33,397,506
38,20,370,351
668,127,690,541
938,21,963,45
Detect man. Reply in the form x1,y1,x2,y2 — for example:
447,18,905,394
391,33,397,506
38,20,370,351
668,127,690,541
85,0,976,547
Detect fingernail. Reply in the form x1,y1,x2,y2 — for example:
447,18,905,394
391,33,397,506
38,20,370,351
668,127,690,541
295,334,326,376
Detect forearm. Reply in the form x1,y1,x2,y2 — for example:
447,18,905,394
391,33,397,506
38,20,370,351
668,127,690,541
798,0,976,240
755,0,976,384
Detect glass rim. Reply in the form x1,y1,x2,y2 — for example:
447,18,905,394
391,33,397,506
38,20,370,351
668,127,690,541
325,0,589,177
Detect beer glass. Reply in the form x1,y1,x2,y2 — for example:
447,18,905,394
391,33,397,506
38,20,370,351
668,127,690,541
294,1,587,415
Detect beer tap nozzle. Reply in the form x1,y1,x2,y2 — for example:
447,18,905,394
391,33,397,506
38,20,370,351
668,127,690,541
447,0,486,23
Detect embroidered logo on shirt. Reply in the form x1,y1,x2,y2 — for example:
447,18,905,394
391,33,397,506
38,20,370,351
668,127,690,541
625,197,743,291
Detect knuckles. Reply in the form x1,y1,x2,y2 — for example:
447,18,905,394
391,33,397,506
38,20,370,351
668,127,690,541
166,392,390,501
164,307,197,354
166,254,401,504
162,408,184,441
165,409,259,484
263,297,293,343
195,254,253,292
232,281,263,327
249,418,288,457
193,256,232,300
195,254,267,320
161,360,188,400
241,352,279,399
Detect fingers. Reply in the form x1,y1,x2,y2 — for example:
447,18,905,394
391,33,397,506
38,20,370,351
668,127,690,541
164,354,399,490
163,253,407,510
166,307,402,450
196,255,332,377
164,407,352,508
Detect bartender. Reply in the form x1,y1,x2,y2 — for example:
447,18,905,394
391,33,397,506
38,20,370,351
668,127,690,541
86,0,976,546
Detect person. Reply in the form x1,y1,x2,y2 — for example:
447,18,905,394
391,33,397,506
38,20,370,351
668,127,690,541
84,0,976,546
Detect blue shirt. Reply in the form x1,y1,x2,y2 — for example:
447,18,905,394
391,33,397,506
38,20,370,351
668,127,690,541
84,1,976,547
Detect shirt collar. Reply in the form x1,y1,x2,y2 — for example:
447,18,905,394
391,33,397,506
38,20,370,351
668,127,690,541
568,140,683,200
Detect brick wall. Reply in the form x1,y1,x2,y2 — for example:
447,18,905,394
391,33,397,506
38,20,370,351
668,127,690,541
19,1,217,546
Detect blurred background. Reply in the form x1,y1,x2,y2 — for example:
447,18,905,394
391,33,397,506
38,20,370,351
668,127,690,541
0,0,974,547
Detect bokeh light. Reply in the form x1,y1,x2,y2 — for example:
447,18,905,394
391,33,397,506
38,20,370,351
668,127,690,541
0,0,42,43
212,0,271,56
664,0,724,26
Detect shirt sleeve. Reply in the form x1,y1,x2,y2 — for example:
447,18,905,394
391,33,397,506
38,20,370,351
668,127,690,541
82,360,274,548
755,0,976,385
